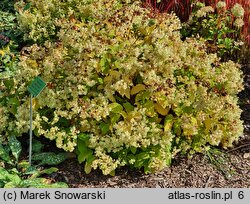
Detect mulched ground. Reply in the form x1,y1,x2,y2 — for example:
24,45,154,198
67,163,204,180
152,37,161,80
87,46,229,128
46,63,250,188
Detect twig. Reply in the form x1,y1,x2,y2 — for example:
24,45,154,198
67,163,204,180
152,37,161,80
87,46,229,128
205,175,212,188
227,143,250,153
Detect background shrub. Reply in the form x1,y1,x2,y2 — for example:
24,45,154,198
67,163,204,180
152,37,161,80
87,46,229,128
181,1,247,60
143,0,249,61
0,0,23,84
0,0,244,175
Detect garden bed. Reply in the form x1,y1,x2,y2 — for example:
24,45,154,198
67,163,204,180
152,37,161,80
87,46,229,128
42,64,250,188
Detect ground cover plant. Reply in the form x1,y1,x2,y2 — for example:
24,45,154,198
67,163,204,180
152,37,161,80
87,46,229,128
0,135,68,187
0,0,245,177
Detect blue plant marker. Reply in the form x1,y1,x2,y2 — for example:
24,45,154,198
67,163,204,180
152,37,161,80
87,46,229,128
27,77,46,165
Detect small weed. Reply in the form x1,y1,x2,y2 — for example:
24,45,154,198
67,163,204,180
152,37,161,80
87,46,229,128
205,147,236,179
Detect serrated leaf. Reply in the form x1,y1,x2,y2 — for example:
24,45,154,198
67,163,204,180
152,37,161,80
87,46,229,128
131,84,146,95
9,135,22,162
154,103,169,116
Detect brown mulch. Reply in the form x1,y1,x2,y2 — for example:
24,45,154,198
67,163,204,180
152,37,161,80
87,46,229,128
49,147,250,188
46,64,250,188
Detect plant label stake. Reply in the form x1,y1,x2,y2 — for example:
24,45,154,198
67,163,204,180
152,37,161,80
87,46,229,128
27,76,46,165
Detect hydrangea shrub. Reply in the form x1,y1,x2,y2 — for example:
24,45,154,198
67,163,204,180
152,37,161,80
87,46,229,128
0,0,244,174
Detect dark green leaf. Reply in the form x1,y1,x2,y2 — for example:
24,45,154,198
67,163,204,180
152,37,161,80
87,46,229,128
9,135,22,162
130,146,137,154
123,102,134,112
32,152,68,165
32,139,44,153
0,144,12,164
99,122,110,134
3,79,14,90
24,166,39,175
23,3,32,11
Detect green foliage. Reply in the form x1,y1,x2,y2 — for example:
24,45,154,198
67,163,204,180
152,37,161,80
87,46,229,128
32,152,68,165
0,0,244,175
0,136,68,188
0,0,22,82
0,44,19,80
206,147,236,179
181,2,246,60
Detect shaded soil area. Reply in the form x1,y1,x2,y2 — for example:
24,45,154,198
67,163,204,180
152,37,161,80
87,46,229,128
45,64,250,188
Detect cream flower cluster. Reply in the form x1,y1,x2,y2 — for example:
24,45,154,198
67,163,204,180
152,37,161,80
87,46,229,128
0,0,244,174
